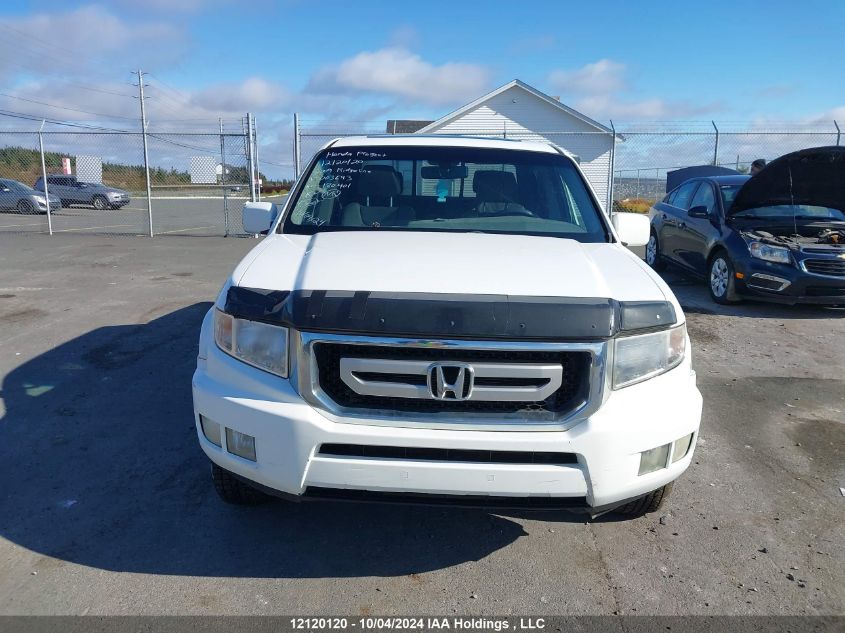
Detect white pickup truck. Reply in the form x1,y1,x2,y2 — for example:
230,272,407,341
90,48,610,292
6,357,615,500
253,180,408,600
193,135,702,517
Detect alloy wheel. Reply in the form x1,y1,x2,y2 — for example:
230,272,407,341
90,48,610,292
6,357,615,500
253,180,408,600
646,235,658,265
710,257,729,297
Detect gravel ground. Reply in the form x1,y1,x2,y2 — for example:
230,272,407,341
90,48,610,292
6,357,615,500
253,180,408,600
0,234,842,616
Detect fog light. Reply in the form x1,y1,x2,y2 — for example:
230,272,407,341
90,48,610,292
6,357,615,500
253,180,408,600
226,428,256,461
672,433,694,463
639,444,670,476
199,415,222,447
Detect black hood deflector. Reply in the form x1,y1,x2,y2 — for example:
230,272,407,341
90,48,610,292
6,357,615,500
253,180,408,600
729,146,845,215
224,287,676,340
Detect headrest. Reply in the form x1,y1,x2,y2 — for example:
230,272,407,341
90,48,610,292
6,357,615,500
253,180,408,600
473,170,517,202
357,168,401,199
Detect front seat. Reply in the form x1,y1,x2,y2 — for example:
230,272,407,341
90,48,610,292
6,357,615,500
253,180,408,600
473,170,528,215
342,169,413,227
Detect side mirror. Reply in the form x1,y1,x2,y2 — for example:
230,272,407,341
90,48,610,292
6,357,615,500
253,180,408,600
612,211,650,247
687,205,710,219
242,201,278,234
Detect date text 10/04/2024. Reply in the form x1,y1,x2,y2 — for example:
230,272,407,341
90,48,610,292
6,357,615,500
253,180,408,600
289,618,546,631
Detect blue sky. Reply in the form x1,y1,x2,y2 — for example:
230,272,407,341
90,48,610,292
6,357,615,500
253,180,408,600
1,0,844,174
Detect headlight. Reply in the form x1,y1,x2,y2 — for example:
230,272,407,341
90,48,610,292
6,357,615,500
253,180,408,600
612,324,686,389
34,195,46,204
214,309,288,377
749,241,791,264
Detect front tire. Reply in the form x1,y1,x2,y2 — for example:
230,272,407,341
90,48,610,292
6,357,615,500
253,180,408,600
17,200,35,214
92,195,108,210
615,483,673,517
645,232,666,271
210,463,271,505
708,251,740,304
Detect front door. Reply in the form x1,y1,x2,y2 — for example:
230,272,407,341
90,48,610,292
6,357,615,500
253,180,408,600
679,181,720,274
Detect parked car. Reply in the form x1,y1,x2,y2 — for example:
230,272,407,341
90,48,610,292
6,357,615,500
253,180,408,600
33,175,130,210
646,146,845,305
192,135,702,518
0,178,61,214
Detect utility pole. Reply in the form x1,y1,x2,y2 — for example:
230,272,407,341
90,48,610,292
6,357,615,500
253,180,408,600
133,69,154,236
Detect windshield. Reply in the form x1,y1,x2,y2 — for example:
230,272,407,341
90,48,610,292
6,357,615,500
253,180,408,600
731,204,845,221
282,146,609,242
0,180,33,193
719,185,742,207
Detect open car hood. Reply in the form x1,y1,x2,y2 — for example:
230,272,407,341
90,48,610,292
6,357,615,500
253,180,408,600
729,146,845,216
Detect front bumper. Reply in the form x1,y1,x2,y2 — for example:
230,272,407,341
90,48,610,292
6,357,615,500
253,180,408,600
734,254,845,304
192,321,703,511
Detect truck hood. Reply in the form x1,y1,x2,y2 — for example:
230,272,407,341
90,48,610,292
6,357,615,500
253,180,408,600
234,231,667,303
730,146,845,215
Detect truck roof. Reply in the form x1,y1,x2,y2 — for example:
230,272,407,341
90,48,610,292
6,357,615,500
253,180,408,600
328,134,564,155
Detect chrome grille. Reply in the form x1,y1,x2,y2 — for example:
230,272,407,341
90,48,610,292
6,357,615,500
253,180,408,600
295,332,606,429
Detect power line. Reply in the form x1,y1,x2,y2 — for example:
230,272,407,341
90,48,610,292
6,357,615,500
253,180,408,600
0,92,137,120
0,108,132,131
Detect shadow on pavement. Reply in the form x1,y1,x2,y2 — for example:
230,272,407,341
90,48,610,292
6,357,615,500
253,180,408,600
0,303,565,578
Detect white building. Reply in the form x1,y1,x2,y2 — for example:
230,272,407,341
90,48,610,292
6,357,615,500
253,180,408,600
414,79,616,211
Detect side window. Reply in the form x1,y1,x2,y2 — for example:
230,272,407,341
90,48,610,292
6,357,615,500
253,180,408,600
689,182,716,214
671,181,699,211
47,176,60,185
664,190,676,205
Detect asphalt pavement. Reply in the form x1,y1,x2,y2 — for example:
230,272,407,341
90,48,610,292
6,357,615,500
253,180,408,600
0,195,286,237
0,234,842,616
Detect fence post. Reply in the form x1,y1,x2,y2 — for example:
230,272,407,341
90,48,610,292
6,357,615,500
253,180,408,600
607,120,616,216
220,118,229,237
246,112,256,202
135,69,154,237
293,113,301,180
835,120,841,146
712,121,719,166
252,114,261,201
37,121,53,236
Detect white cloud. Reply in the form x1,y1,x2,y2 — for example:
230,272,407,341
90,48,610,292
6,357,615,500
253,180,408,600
388,25,421,49
548,59,627,96
308,47,490,106
0,6,187,81
190,78,289,113
547,59,720,121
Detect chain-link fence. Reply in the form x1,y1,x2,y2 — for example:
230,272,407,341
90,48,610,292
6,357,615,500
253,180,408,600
0,129,257,236
294,120,842,215
612,126,841,211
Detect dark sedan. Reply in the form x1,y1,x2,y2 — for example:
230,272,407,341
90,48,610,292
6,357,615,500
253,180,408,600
646,146,845,305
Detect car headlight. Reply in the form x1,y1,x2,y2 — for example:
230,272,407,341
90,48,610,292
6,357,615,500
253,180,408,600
749,241,791,264
34,195,46,204
214,309,288,377
612,324,686,389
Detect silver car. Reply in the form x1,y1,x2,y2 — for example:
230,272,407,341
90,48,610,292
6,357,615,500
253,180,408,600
33,175,130,210
0,179,61,214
